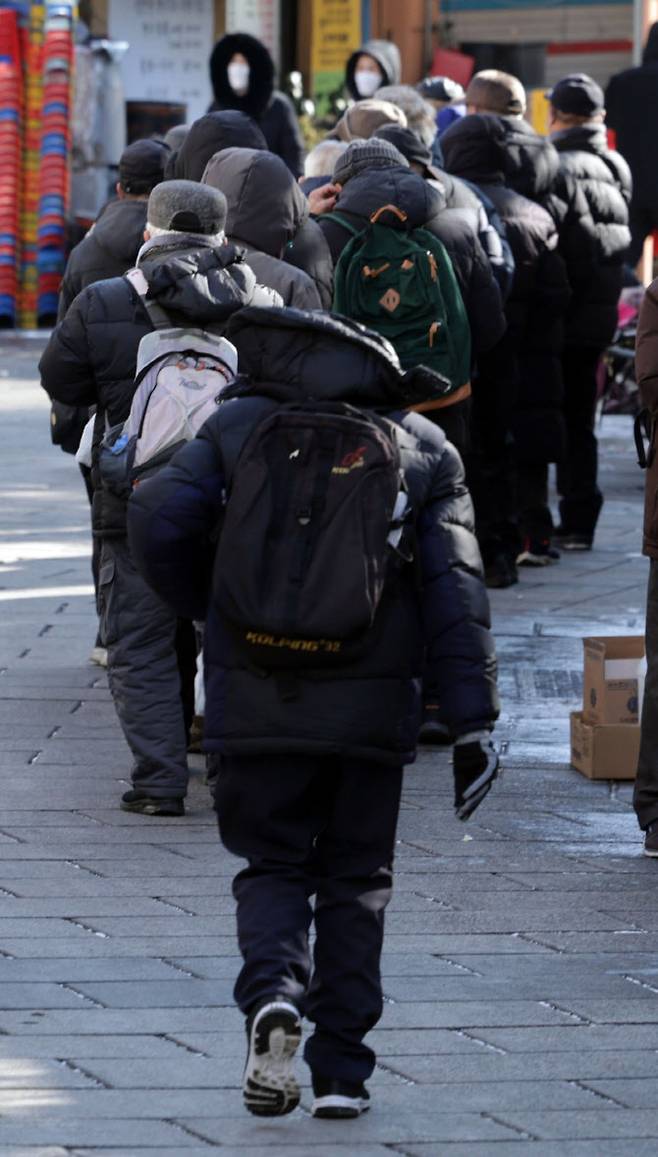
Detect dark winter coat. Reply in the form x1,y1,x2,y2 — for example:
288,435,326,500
209,33,305,177
633,280,658,557
345,39,401,100
606,25,658,209
127,307,499,763
551,123,631,348
57,198,147,320
171,110,267,182
442,114,571,463
203,148,323,310
317,164,506,355
39,236,280,539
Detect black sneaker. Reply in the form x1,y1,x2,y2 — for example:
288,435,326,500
311,1076,371,1119
517,538,561,567
644,823,658,859
484,553,519,589
553,527,594,552
243,999,302,1117
418,705,453,746
120,791,185,817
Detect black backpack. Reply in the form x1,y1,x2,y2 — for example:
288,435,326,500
215,400,410,668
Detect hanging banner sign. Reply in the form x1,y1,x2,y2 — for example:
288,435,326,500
108,0,214,125
311,0,362,111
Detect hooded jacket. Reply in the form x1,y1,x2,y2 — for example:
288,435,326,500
551,122,631,348
635,278,658,557
170,110,267,182
345,39,401,100
57,199,148,320
127,307,499,763
606,25,658,206
442,113,571,463
203,148,322,310
40,236,280,538
209,33,305,177
317,164,506,355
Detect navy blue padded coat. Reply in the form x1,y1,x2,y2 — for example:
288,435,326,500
127,308,499,765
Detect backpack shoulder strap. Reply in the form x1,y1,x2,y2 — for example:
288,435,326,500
322,210,362,239
125,267,172,330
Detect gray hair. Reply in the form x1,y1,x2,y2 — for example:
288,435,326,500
304,139,349,178
377,85,437,148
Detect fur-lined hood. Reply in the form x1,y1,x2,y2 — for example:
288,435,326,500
209,33,276,119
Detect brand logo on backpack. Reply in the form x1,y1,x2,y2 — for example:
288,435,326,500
379,288,401,313
332,446,367,475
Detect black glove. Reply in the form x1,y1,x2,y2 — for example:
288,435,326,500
453,733,499,821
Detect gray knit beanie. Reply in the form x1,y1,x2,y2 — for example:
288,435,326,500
147,179,228,235
333,138,409,186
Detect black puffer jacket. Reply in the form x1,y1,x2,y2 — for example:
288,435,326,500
486,115,597,290
39,237,280,538
345,39,401,99
606,25,658,208
127,307,499,763
203,148,323,310
317,164,506,354
442,114,571,463
57,199,147,320
170,110,267,182
551,123,631,348
209,33,305,177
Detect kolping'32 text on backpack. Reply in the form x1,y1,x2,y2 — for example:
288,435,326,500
99,267,237,495
328,203,471,395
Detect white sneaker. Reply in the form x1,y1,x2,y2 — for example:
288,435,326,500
89,646,108,668
243,1000,302,1117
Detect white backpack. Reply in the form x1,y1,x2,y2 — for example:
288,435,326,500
100,268,238,495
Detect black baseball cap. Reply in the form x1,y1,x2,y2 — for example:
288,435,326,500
547,73,604,116
119,139,169,195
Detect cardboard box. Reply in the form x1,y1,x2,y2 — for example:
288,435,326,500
582,636,645,726
570,711,640,780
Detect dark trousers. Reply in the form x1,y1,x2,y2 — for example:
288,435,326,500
466,342,520,563
517,461,553,543
556,346,604,538
635,558,658,829
215,753,403,1083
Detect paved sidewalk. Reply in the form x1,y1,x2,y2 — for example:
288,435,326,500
1,339,658,1156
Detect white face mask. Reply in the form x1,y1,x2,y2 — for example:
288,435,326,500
228,62,250,94
354,69,382,99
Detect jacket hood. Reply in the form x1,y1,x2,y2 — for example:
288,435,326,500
224,306,449,407
92,198,148,264
209,33,275,118
550,121,610,155
442,113,559,197
336,164,447,224
644,22,658,63
173,111,267,181
136,235,258,323
203,147,307,257
345,39,402,100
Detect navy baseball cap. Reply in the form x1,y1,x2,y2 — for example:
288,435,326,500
547,73,604,116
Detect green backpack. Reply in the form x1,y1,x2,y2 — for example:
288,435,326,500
328,204,471,396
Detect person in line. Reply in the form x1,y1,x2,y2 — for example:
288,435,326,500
548,73,631,551
328,97,406,144
377,84,439,151
209,32,305,177
633,280,658,856
202,147,323,310
311,138,506,453
299,139,348,195
442,111,571,579
58,138,169,319
169,109,267,183
40,182,280,816
127,304,500,1120
606,22,658,266
344,38,401,101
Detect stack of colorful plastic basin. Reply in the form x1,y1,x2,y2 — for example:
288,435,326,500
19,1,44,329
37,1,73,324
0,7,22,326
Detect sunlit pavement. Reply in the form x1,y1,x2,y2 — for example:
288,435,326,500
1,338,658,1155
